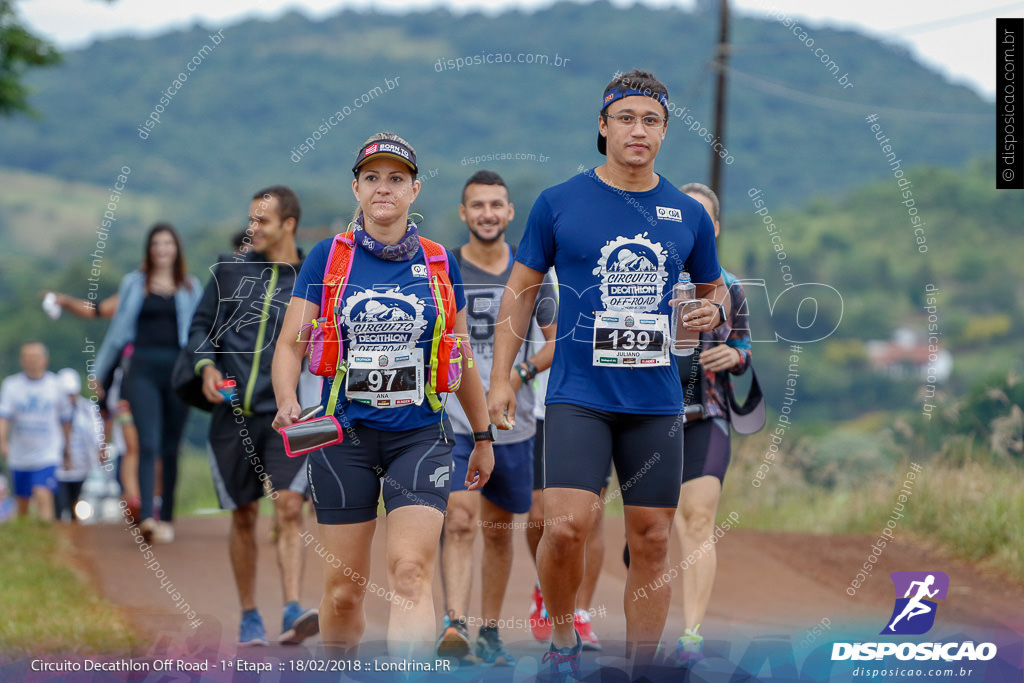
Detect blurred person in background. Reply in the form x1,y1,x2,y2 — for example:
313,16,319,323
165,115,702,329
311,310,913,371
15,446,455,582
41,288,142,518
672,182,752,662
0,342,72,521
94,224,202,543
54,368,105,522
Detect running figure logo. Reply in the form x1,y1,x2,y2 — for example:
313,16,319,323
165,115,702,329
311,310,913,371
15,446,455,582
209,271,283,349
881,571,949,635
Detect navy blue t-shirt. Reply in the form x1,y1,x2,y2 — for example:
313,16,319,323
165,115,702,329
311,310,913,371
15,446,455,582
516,170,721,414
292,236,467,431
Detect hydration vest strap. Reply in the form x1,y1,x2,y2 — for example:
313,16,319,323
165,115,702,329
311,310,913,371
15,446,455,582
325,363,347,417
324,232,356,316
426,274,446,412
320,232,357,409
321,234,455,412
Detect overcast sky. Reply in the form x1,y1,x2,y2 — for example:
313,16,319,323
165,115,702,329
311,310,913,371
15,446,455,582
20,0,1021,99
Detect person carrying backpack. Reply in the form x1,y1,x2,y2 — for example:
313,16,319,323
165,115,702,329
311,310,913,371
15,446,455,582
271,132,495,660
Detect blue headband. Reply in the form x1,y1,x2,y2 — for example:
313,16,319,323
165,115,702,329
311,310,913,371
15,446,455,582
602,87,669,111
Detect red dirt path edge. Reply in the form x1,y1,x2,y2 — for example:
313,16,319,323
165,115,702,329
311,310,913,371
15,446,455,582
66,512,1024,659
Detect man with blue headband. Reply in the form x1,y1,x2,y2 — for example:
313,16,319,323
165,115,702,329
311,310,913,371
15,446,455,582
488,69,730,681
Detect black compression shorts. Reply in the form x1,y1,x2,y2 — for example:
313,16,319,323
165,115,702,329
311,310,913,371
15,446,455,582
542,403,681,508
306,420,454,524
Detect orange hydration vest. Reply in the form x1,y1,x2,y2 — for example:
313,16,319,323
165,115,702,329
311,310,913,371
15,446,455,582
301,230,471,414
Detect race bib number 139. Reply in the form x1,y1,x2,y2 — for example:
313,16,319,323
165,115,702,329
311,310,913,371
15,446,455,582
592,312,669,367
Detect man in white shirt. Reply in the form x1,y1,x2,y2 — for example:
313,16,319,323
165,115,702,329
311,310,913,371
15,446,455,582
0,342,72,520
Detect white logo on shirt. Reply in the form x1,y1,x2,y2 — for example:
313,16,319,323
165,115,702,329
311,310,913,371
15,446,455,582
592,233,668,312
411,264,428,278
341,288,428,351
656,206,683,222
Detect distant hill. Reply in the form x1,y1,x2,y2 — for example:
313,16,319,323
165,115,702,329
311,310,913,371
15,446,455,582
0,1,1007,423
0,168,165,262
0,1,992,254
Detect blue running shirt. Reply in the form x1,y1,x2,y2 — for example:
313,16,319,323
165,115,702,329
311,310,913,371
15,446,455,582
292,237,466,431
516,170,721,414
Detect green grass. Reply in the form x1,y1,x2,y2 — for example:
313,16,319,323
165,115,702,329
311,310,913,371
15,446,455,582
883,461,1024,573
0,448,255,657
175,447,225,517
720,433,1024,581
0,518,140,655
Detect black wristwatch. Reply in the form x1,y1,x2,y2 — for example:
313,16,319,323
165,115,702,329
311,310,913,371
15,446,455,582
713,302,727,328
473,424,498,442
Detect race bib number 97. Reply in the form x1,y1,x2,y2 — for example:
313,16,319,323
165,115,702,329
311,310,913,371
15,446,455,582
592,312,669,367
346,348,424,408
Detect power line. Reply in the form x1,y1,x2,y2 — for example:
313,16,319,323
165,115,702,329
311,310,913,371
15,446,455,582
890,2,1024,36
719,64,990,122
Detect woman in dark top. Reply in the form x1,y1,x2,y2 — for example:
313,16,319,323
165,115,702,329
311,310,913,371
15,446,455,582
94,224,202,543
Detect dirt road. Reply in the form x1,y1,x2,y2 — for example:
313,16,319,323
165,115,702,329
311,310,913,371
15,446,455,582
57,513,1024,681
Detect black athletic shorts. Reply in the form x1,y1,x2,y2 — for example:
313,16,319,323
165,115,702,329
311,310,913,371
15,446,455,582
542,403,681,508
682,417,732,484
535,418,613,493
307,420,454,525
208,407,308,509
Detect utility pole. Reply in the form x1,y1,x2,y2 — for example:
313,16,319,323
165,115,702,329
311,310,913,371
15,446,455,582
710,0,730,211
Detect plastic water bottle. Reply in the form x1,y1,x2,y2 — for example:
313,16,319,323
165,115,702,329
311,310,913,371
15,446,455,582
671,272,700,356
215,379,237,402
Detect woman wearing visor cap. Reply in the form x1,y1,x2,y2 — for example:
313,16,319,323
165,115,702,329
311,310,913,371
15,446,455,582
273,132,495,659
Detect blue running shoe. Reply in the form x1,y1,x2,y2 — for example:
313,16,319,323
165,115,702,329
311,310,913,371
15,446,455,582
476,625,515,666
541,631,582,682
238,609,268,646
279,601,319,645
